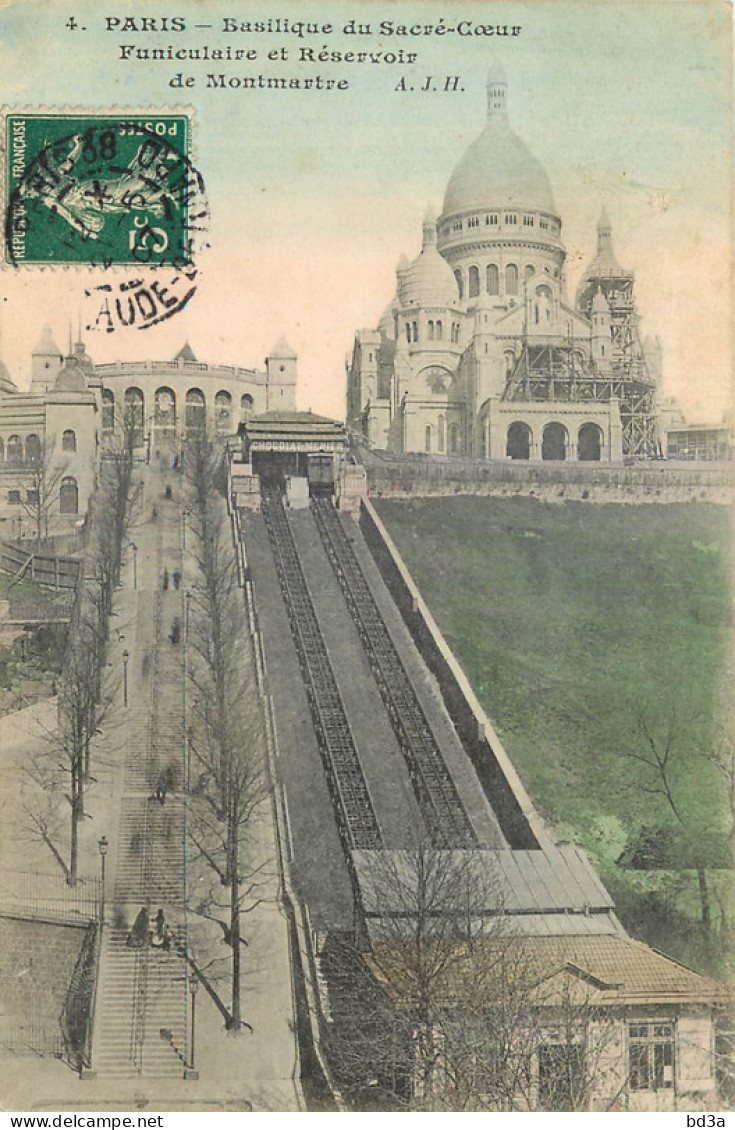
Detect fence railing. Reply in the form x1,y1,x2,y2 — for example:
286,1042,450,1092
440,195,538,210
7,600,73,622
0,539,81,589
0,1010,65,1058
0,869,100,922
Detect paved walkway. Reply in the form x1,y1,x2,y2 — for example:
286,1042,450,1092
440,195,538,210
0,460,300,1111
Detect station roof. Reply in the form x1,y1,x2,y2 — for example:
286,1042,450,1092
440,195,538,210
368,932,730,1010
353,846,614,919
244,410,347,452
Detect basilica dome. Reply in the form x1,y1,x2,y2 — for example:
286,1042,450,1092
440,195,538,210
442,69,556,217
397,210,461,309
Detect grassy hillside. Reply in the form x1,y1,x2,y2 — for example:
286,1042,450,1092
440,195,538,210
375,497,733,974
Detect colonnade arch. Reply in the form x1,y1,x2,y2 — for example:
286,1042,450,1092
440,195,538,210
578,422,603,461
541,422,568,461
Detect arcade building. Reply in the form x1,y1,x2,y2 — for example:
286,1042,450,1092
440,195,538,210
0,329,299,536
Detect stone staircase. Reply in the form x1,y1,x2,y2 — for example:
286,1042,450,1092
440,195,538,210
91,929,187,1078
90,472,190,1079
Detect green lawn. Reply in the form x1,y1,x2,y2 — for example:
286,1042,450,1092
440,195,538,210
376,497,733,973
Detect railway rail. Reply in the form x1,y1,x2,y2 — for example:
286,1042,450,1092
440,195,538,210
261,487,383,852
311,496,476,848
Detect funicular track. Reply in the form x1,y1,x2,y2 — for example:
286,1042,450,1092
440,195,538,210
311,497,476,848
261,487,383,852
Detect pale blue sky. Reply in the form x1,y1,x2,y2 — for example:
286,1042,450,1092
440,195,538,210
0,0,731,418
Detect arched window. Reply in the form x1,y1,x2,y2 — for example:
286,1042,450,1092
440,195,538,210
505,264,519,296
62,429,77,453
449,423,460,454
405,322,411,342
425,425,432,453
536,284,553,301
438,415,445,453
525,265,535,280
26,434,42,461
154,387,176,434
436,320,443,340
428,320,435,341
59,476,79,515
542,422,568,461
507,422,532,460
124,388,144,444
102,389,115,432
0,438,4,461
454,269,464,300
468,266,480,298
240,394,254,423
7,435,22,462
578,422,603,462
486,264,499,295
185,388,206,434
412,321,418,343
215,390,233,433
504,351,516,379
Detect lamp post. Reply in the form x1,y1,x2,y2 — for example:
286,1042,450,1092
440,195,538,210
98,835,108,926
122,648,129,707
186,971,199,1079
130,542,138,590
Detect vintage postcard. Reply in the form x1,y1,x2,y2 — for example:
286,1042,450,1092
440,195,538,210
0,0,732,1117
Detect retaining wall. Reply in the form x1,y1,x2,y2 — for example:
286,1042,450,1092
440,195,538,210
358,497,550,852
364,456,734,506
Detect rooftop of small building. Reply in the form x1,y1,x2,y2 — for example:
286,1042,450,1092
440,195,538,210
245,409,345,431
368,931,731,1009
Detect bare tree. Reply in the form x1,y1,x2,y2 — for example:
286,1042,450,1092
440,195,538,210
184,437,270,1032
20,439,67,546
20,416,136,885
624,709,729,933
323,844,624,1111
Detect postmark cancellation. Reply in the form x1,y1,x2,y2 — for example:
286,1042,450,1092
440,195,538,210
3,110,207,268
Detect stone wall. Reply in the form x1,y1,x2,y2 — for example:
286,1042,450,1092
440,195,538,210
0,915,92,1057
363,455,734,506
358,497,548,851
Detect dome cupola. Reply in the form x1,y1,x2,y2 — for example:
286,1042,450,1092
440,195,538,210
397,208,461,310
441,67,556,217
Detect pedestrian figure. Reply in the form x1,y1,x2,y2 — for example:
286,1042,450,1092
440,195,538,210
151,771,167,806
162,567,169,591
152,506,158,521
172,570,181,591
163,762,178,793
151,908,171,951
173,455,179,471
165,485,173,500
127,905,149,948
170,618,181,645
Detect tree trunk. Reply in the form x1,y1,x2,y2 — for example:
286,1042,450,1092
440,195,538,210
697,867,711,933
229,811,241,1034
69,773,79,886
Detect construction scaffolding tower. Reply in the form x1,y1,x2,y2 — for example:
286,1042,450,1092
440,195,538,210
502,270,659,459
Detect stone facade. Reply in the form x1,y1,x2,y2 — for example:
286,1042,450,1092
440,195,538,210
0,333,298,537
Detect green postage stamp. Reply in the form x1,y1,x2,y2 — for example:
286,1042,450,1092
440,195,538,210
3,112,206,266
